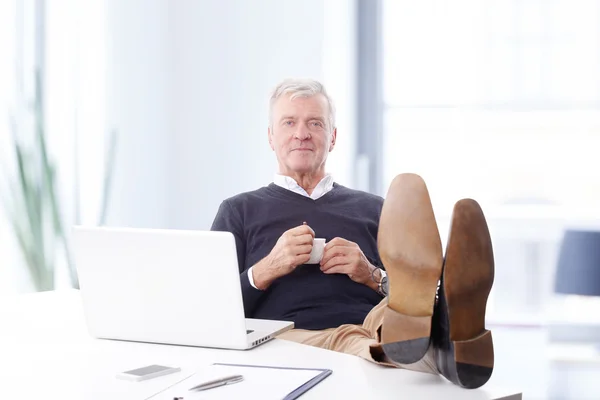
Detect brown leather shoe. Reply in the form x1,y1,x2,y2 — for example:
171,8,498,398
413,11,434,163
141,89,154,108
377,173,443,364
433,199,495,389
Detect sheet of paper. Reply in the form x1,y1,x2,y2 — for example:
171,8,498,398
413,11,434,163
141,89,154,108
149,364,323,400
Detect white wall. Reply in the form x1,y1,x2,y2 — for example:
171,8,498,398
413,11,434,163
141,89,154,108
105,0,170,229
105,0,357,231
322,0,358,191
168,0,325,230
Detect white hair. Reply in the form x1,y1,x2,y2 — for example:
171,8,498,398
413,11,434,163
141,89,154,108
269,78,336,131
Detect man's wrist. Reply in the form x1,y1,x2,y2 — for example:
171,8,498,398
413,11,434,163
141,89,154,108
366,265,381,291
247,266,258,289
368,266,387,295
252,256,275,290
367,279,379,292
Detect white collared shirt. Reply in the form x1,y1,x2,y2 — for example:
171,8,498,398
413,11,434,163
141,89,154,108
247,174,335,289
272,173,334,200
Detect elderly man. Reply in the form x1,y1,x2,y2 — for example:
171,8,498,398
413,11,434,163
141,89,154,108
211,78,495,389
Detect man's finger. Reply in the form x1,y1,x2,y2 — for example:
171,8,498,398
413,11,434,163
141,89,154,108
320,248,345,267
324,237,348,250
320,245,352,266
292,224,315,238
321,263,349,275
323,242,352,254
320,255,348,272
292,233,315,246
295,253,311,265
294,244,313,255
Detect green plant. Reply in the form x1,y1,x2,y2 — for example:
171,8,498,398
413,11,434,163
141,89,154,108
0,71,116,291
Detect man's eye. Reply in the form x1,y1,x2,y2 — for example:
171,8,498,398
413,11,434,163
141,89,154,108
312,122,323,127
285,121,294,126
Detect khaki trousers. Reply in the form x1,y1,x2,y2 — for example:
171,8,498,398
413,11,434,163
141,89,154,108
276,298,439,374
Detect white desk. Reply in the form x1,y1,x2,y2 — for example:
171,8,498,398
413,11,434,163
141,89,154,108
0,290,521,399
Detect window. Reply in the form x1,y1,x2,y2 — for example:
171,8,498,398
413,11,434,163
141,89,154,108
383,0,600,212
381,0,600,320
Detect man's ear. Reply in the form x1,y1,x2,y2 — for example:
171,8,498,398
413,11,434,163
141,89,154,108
329,128,337,152
268,127,275,151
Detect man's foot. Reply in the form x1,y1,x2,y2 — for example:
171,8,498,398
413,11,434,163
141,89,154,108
433,199,495,389
377,173,443,364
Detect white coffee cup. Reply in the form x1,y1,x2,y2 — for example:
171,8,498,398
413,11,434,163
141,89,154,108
307,238,326,264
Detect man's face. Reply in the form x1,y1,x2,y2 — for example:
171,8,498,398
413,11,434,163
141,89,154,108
268,94,336,176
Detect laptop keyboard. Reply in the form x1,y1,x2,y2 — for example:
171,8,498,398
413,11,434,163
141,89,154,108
246,330,254,334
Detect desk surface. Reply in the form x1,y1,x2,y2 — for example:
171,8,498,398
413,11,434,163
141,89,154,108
0,290,521,399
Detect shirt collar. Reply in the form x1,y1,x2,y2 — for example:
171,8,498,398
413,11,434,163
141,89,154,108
273,173,334,200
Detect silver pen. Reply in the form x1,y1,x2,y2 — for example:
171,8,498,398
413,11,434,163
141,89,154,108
188,374,244,391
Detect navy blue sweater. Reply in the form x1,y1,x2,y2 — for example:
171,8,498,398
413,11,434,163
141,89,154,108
210,183,385,330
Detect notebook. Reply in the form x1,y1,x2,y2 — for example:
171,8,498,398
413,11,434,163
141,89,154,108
148,363,332,400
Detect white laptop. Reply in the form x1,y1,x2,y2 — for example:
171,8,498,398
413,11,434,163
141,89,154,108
72,226,294,350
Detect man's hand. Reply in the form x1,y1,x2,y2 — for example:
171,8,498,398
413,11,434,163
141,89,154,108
320,237,379,291
252,224,315,290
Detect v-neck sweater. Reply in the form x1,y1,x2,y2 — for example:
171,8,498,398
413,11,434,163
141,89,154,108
210,183,385,330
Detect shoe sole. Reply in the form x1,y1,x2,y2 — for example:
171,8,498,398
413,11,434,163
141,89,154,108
378,173,443,364
437,199,494,389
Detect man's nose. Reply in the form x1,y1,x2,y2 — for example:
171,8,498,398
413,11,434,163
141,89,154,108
294,127,311,140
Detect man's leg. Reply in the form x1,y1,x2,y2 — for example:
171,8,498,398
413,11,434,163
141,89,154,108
377,173,495,389
377,173,444,365
362,298,439,374
277,325,385,365
431,198,495,389
277,299,438,374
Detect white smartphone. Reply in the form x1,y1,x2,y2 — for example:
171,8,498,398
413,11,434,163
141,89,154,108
116,364,181,382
